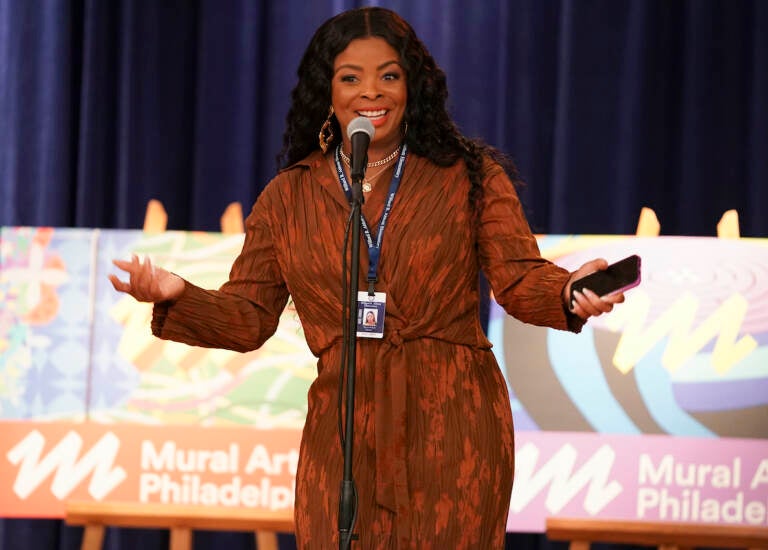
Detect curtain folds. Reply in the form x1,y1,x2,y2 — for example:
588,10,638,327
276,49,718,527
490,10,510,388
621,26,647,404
2,0,765,235
1,1,766,549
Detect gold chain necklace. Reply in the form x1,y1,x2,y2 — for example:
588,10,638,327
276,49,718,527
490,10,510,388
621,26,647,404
339,144,401,168
338,144,402,193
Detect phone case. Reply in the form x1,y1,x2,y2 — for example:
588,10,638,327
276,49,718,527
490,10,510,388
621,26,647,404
570,254,641,303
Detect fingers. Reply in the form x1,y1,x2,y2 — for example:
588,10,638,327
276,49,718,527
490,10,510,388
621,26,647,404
112,255,145,273
571,289,599,319
110,257,138,294
571,288,624,320
567,257,624,321
112,258,133,271
108,273,130,293
109,254,159,302
131,256,154,299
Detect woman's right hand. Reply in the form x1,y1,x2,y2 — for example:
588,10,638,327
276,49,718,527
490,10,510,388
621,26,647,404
109,255,185,303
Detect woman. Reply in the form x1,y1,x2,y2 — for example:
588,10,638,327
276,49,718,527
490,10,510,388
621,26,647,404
110,7,623,549
364,310,377,326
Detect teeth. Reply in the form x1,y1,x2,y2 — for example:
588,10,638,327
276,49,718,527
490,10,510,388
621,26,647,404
358,109,387,118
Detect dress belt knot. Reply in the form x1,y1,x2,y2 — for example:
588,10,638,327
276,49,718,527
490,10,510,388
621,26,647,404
387,329,404,347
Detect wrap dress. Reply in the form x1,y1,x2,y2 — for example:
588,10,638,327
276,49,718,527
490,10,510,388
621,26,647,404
151,149,582,549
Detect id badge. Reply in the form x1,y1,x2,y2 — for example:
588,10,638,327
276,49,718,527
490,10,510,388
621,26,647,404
357,291,386,338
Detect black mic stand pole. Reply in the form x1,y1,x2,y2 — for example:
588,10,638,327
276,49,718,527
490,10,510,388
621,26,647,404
339,170,364,550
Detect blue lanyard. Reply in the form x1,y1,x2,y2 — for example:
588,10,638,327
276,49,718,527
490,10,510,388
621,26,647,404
334,143,408,294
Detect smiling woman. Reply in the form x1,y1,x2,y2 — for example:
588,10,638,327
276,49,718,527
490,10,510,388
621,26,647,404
109,6,627,549
331,37,407,162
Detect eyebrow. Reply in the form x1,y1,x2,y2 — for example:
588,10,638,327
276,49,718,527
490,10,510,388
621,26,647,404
333,60,401,74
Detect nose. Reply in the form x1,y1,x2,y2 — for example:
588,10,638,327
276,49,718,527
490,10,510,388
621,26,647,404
361,76,382,99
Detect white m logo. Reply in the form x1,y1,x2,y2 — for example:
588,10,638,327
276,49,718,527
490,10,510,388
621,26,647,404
512,443,623,515
6,430,127,500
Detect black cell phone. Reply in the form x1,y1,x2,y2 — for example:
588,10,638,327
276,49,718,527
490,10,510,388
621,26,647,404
570,254,641,304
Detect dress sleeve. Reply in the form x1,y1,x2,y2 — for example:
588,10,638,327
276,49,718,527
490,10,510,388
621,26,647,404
477,163,584,333
151,184,290,352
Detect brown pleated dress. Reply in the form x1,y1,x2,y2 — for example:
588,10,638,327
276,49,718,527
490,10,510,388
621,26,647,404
152,149,580,549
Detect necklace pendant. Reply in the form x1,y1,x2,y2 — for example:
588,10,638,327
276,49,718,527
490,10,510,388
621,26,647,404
362,181,372,193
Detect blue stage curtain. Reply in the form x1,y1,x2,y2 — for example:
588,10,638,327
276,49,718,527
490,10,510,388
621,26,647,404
1,0,766,236
1,1,766,549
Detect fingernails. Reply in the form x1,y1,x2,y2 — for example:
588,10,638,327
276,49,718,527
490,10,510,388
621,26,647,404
570,290,581,311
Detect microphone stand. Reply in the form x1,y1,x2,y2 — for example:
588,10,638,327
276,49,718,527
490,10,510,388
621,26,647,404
339,171,363,549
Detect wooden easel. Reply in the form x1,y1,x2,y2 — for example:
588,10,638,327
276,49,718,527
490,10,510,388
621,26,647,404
546,208,760,550
635,206,741,238
66,201,294,550
142,199,245,234
65,501,294,550
546,517,768,550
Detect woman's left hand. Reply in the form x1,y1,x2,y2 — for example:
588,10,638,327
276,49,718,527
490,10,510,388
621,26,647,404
564,258,625,320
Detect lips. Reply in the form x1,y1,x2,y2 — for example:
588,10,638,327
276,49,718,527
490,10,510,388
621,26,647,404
357,109,387,117
357,109,389,127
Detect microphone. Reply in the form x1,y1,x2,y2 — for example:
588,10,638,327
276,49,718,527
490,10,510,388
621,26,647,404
346,117,375,184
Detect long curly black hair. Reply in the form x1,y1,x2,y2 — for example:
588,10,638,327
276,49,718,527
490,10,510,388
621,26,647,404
277,6,519,223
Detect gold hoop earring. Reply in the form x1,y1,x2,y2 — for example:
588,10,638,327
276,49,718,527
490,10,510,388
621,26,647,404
318,106,335,153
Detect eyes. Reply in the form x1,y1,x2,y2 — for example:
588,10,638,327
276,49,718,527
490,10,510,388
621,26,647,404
337,70,403,84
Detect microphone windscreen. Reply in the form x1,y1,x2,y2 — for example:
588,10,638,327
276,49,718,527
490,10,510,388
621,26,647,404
346,116,375,141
